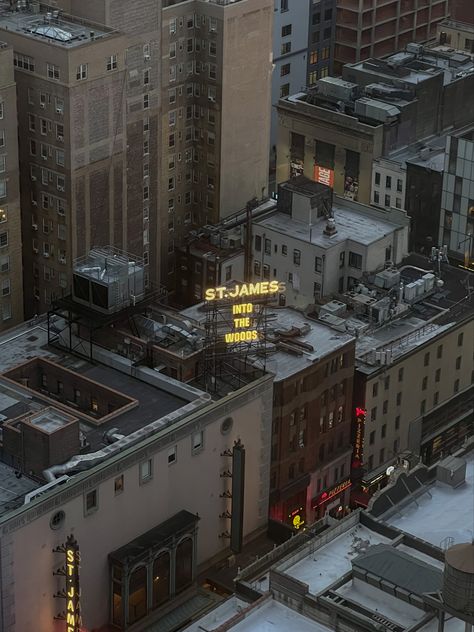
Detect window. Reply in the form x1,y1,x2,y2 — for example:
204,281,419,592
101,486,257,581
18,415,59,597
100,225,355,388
384,376,390,390
385,194,391,207
225,265,232,281
264,238,271,255
433,391,439,406
106,54,117,71
395,415,400,430
152,552,170,608
282,244,287,256
422,376,428,391
281,0,288,11
420,400,426,415
255,235,262,251
169,18,177,34
114,475,124,495
437,344,443,359
456,356,462,370
321,46,330,60
85,489,98,514
398,367,404,382
374,192,380,205
281,41,291,55
314,256,322,273
386,175,391,189
47,64,60,80
395,198,401,209
323,27,331,39
281,24,292,37
383,400,388,414
381,424,386,438
192,431,203,453
369,431,375,445
435,368,441,382
280,83,290,98
76,64,87,80
396,392,402,406
457,332,464,346
375,172,381,186
168,446,177,465
325,8,333,20
13,53,35,71
348,251,362,269
140,459,152,483
281,63,290,77
293,249,301,265
310,50,318,65
0,231,8,248
143,94,149,109
129,566,147,624
424,352,430,366
454,379,460,393
371,407,377,421
397,179,403,192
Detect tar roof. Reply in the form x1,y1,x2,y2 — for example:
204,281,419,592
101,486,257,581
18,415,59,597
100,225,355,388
0,325,187,451
256,204,398,249
353,544,442,595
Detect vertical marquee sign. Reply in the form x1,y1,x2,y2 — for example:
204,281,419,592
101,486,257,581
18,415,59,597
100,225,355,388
352,406,367,469
54,535,82,632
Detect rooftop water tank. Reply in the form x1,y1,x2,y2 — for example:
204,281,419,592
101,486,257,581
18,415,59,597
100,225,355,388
443,542,474,615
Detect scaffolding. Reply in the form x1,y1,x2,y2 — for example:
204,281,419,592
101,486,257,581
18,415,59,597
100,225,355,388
200,294,270,395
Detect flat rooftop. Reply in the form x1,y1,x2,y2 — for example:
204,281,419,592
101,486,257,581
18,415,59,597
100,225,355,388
0,462,39,517
385,452,474,547
256,202,399,249
0,2,114,48
0,325,188,451
183,597,332,632
263,308,353,382
279,523,390,594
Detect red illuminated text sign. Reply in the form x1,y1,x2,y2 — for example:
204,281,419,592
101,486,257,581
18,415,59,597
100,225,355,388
353,406,366,467
312,480,351,508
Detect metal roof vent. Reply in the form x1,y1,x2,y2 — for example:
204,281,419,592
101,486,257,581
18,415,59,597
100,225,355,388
323,217,337,236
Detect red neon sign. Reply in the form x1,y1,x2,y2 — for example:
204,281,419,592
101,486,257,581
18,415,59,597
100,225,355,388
312,480,351,508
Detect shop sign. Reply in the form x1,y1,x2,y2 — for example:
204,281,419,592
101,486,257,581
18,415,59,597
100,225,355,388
313,165,334,188
288,506,305,530
352,406,366,467
312,479,351,508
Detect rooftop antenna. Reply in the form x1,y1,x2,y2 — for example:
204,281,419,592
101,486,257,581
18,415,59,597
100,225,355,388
430,245,449,277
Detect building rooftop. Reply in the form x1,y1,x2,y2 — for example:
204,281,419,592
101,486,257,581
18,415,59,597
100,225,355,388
385,452,474,547
0,2,115,48
0,324,191,453
255,198,401,249
0,461,39,517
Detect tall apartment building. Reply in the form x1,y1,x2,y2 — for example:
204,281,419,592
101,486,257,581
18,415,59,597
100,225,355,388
159,0,273,283
334,0,449,74
439,129,474,267
307,0,337,85
0,43,23,330
0,2,160,318
271,0,310,155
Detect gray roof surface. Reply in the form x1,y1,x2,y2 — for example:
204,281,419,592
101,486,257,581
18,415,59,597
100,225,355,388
256,205,398,248
0,462,39,517
353,544,443,595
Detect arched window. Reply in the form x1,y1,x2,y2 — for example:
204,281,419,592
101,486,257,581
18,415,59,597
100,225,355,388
128,566,147,624
152,551,170,608
175,538,193,593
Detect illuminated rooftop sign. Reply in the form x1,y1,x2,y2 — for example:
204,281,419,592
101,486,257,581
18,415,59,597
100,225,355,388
205,280,285,302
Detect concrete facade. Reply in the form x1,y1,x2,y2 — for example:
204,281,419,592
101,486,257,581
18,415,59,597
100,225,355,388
0,43,23,330
159,0,273,284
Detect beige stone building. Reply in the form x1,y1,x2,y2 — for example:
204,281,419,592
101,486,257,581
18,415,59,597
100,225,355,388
0,43,23,330
159,0,273,283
